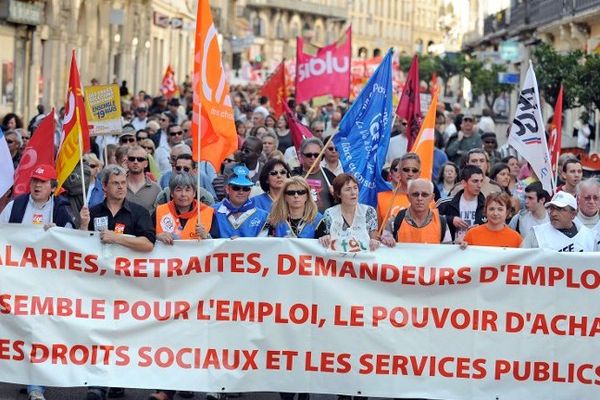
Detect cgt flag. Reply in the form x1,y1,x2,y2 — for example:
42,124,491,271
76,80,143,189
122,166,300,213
55,50,90,195
260,61,287,117
396,55,422,151
191,0,237,172
411,91,438,181
333,49,394,207
160,65,180,99
13,109,56,196
508,62,555,195
295,26,351,103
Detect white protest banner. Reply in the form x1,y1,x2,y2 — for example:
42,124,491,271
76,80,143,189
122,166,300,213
507,62,555,195
1,225,599,400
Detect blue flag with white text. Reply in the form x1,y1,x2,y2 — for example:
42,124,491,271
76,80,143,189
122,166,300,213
0,127,15,198
333,49,393,207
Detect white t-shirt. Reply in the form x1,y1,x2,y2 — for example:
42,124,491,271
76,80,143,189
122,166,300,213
509,211,549,238
456,196,478,242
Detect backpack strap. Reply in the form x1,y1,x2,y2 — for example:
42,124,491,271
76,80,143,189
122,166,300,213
391,209,408,239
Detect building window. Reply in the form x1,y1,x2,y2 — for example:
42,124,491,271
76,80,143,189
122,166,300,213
276,19,285,39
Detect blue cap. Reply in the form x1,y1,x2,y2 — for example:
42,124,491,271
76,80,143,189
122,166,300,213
228,165,254,187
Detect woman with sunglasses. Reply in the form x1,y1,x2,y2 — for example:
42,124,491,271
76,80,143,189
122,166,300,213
83,153,105,207
252,159,291,212
268,176,323,238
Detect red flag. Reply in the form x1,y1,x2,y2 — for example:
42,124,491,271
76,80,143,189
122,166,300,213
260,61,287,117
160,65,179,99
191,0,237,172
295,26,351,103
396,55,422,150
13,109,56,196
283,102,312,151
549,85,563,179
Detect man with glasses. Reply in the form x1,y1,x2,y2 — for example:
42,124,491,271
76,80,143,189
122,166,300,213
212,165,268,238
291,138,335,213
446,113,482,165
522,191,597,251
4,129,22,168
152,111,175,148
124,146,161,213
575,179,600,235
238,136,264,183
155,124,185,175
118,125,137,147
310,120,325,139
155,153,215,207
131,104,149,131
381,178,451,246
385,117,408,165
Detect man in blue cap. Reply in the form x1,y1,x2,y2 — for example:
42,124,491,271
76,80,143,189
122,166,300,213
212,165,268,238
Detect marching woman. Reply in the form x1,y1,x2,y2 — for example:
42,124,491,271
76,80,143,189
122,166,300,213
268,176,323,238
252,159,291,212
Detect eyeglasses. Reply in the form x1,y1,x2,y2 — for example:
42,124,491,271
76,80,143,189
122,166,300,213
128,156,147,162
183,128,189,133
409,192,431,198
401,122,408,126
175,166,191,172
89,164,98,168
402,167,420,173
5,139,14,144
313,129,324,133
327,147,337,152
142,146,154,151
120,137,136,143
463,118,474,122
230,185,251,192
285,189,308,196
224,158,235,163
303,152,320,159
169,131,183,136
269,170,288,177
484,140,496,144
583,195,600,201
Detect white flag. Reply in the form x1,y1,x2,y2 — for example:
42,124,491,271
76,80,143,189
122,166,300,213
0,131,15,197
507,62,555,195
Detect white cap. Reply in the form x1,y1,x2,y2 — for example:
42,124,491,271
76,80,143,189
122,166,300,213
545,191,577,210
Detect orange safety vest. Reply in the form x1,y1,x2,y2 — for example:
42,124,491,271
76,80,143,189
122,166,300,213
377,190,410,226
155,202,214,240
397,209,443,244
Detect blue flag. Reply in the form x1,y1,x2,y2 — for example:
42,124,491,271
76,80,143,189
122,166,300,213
333,49,393,207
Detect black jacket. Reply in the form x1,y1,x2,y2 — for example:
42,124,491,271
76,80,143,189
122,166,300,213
436,189,485,240
9,194,76,228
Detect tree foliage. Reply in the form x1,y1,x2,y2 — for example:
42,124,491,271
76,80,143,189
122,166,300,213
461,59,512,111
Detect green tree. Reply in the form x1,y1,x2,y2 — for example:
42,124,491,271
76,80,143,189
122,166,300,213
579,53,600,110
532,43,584,109
462,59,512,113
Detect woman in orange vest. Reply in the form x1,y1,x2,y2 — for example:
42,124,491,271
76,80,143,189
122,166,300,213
153,172,220,244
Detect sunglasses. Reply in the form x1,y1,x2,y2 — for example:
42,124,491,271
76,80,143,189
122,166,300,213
401,122,408,126
89,164,98,168
224,158,235,163
313,129,324,133
169,131,183,136
175,166,191,172
402,167,420,173
230,185,251,192
285,189,308,196
269,170,288,177
303,152,320,159
327,147,337,152
120,137,136,143
409,192,431,198
5,139,14,144
484,140,496,144
463,118,474,122
128,156,147,162
142,146,154,151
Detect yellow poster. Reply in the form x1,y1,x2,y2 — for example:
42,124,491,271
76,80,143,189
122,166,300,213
84,84,123,135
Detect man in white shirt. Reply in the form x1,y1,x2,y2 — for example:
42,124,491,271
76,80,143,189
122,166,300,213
522,191,597,252
130,104,149,130
385,117,408,165
509,182,550,236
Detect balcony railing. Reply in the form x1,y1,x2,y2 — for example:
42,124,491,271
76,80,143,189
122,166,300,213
509,0,600,32
246,0,348,20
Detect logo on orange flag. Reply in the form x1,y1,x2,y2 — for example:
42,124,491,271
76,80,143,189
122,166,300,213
410,91,438,181
191,0,237,172
160,65,180,99
55,50,90,195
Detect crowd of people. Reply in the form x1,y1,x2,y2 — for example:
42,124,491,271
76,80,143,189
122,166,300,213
1,82,600,400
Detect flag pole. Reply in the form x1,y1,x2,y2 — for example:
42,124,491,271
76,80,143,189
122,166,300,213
196,102,202,223
304,133,336,179
77,109,88,208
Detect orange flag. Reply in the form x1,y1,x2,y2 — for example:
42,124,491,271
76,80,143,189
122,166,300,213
55,50,90,194
191,0,237,172
410,91,438,181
